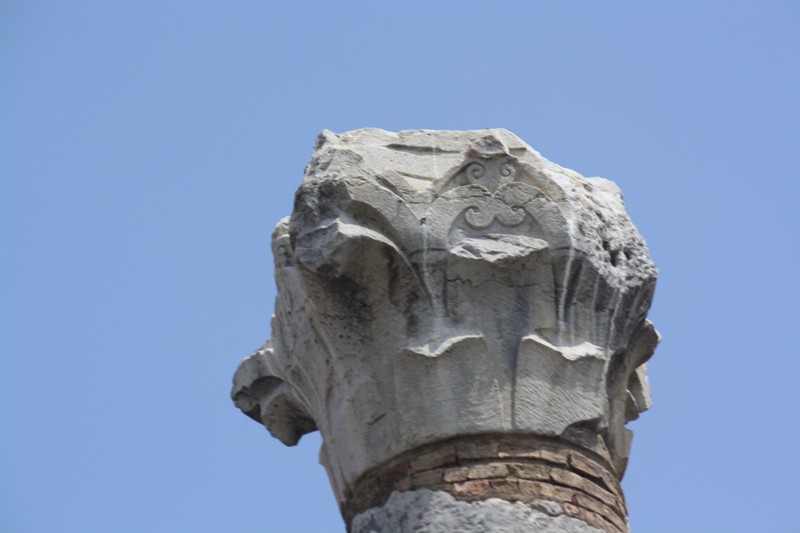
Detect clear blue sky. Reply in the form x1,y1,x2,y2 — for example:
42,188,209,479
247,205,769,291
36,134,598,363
3,2,798,532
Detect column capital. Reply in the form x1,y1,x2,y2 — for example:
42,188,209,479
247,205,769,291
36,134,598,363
232,129,659,530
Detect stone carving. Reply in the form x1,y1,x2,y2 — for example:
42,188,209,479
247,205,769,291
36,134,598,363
232,129,659,532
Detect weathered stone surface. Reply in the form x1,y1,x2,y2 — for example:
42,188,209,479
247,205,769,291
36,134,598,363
351,489,603,533
232,128,659,529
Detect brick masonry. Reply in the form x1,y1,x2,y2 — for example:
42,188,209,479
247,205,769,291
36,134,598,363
343,429,629,533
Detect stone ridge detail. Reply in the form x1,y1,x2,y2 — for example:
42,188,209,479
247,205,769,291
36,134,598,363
344,432,628,533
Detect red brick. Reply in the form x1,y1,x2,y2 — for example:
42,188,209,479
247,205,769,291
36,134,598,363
550,467,586,490
411,469,443,487
579,479,620,510
467,463,508,480
452,479,490,499
563,502,580,516
517,480,577,504
574,492,626,531
488,479,519,500
508,462,551,481
568,451,605,479
443,466,470,483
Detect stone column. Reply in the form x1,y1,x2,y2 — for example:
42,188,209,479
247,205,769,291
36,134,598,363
232,129,659,532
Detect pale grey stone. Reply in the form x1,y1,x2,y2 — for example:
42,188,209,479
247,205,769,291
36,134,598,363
351,489,603,533
529,499,564,517
232,129,659,506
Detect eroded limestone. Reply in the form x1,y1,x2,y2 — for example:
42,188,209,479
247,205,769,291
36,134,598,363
351,490,603,533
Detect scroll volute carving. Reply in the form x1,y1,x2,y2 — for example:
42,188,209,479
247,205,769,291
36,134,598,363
232,129,659,505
